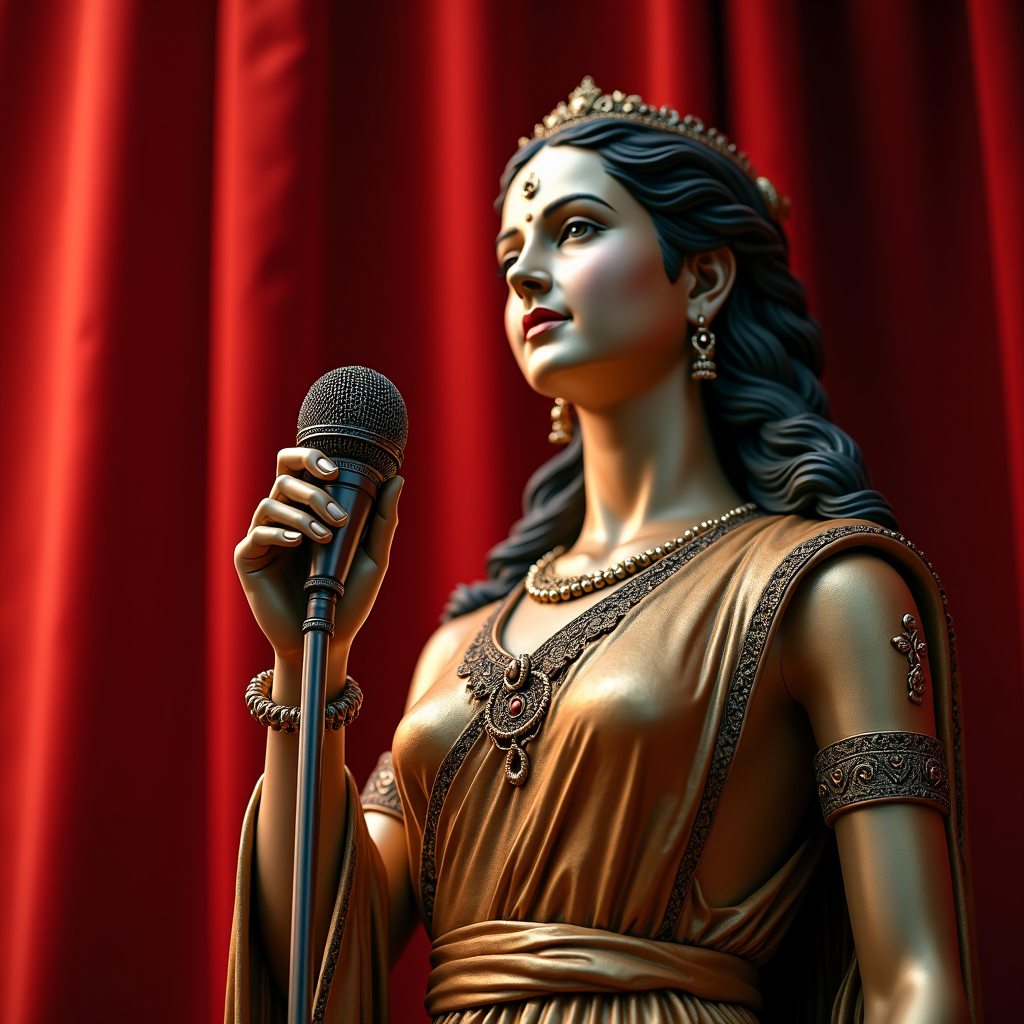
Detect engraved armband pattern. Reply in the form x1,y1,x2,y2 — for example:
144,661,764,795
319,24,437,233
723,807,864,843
813,731,950,826
360,750,404,822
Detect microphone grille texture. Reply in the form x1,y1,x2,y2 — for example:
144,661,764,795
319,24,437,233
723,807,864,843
297,366,408,481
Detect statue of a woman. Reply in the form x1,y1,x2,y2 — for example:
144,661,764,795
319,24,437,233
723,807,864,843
226,79,978,1023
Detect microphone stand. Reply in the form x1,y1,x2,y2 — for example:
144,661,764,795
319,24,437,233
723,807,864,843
287,466,378,1024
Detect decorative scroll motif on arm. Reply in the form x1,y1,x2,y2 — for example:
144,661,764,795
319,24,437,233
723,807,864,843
655,523,967,940
891,612,928,705
813,731,950,826
360,750,404,821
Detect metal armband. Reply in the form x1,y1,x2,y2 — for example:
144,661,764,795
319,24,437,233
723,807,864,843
813,731,950,826
360,750,404,822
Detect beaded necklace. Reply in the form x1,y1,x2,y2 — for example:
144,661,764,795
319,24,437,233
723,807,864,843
525,502,758,604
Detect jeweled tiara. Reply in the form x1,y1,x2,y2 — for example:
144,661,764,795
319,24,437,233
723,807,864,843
519,76,791,223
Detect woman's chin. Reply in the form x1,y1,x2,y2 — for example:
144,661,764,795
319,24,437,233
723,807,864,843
522,335,605,393
522,334,675,402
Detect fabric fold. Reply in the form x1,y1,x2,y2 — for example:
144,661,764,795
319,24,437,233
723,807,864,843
224,769,391,1024
425,920,762,1016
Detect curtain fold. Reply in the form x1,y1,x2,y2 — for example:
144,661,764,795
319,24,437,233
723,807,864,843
0,2,217,1021
644,0,715,119
206,0,333,981
424,0,505,589
965,0,1024,676
725,0,816,299
0,2,1019,1021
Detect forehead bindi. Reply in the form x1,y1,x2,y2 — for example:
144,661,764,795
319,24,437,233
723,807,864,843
503,147,612,227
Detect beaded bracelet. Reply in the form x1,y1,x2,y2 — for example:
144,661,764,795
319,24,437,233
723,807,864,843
245,669,362,733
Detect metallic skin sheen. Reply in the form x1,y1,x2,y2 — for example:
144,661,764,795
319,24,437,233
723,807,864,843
227,139,975,1023
228,517,977,1022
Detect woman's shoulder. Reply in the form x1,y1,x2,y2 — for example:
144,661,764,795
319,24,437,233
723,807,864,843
642,512,915,624
737,512,932,586
403,597,503,712
743,511,892,552
783,542,917,626
777,540,939,745
721,513,941,641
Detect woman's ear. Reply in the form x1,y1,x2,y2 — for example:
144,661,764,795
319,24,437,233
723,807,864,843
683,247,737,325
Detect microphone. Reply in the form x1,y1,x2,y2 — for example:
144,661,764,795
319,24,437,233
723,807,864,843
296,366,409,602
288,366,408,1024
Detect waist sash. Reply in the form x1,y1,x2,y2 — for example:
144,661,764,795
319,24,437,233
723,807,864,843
426,920,762,1016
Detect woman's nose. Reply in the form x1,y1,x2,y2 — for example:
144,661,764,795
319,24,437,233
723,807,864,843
507,263,552,299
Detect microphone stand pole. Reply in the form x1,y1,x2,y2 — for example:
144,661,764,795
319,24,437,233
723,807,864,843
287,467,377,1024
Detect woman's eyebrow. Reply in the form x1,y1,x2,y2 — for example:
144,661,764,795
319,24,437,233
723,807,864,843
494,192,616,247
541,193,617,218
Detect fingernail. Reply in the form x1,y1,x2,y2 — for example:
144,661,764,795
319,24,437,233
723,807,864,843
326,502,346,522
316,458,336,475
283,530,301,540
310,521,330,538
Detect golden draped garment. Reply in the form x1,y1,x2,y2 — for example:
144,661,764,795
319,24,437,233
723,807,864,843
226,515,979,1023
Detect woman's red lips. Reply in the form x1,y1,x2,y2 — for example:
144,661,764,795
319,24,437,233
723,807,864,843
523,308,570,340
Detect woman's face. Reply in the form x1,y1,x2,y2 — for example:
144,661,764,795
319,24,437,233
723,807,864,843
498,145,692,411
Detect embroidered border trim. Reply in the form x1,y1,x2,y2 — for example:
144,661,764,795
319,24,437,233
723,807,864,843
418,515,757,930
457,514,760,699
654,524,966,940
420,521,966,943
360,750,404,821
813,730,950,826
313,808,358,1022
420,715,486,928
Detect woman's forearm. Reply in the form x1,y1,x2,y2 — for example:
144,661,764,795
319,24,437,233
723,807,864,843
870,970,970,1024
231,452,404,994
253,652,351,995
836,805,969,1024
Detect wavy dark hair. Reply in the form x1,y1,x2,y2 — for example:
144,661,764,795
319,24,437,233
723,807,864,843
444,120,895,620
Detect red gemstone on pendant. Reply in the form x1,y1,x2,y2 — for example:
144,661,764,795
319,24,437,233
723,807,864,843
509,697,523,717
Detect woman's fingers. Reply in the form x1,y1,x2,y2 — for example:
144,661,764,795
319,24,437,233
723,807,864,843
269,474,348,526
250,497,333,542
236,525,303,563
362,476,404,568
235,450,343,574
275,447,339,481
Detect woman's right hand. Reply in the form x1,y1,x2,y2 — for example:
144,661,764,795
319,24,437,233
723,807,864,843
233,447,403,667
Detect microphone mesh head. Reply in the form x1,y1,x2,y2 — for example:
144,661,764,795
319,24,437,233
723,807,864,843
297,367,408,480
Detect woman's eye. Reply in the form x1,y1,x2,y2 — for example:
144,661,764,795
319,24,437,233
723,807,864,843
559,220,600,244
500,253,519,277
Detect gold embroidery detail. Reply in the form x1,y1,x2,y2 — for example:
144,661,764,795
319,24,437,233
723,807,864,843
892,612,928,705
360,750,404,820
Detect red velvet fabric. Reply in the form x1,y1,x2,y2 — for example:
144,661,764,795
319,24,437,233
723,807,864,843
0,2,1020,1021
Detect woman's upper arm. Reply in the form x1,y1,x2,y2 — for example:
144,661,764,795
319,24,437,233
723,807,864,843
365,612,481,963
781,550,936,743
780,552,969,1023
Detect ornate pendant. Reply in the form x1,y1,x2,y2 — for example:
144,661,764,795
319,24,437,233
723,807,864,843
483,653,551,786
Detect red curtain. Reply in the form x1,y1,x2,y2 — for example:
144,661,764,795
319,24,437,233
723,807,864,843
0,2,1020,1021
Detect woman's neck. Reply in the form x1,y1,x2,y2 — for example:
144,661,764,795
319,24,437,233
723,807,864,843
573,364,741,558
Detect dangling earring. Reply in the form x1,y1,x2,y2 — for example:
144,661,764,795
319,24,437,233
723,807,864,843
690,315,717,381
548,397,573,444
